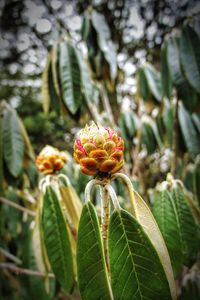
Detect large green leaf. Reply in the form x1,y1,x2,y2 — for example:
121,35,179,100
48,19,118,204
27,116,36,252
3,109,24,178
170,183,198,266
178,102,200,160
77,202,113,300
108,208,171,300
161,41,173,99
59,41,81,114
42,186,74,292
152,189,183,277
180,24,200,94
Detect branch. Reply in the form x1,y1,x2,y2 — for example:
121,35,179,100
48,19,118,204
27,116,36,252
98,84,117,128
0,263,55,278
0,197,35,217
0,247,22,265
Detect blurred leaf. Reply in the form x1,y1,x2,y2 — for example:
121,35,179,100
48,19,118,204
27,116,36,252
137,67,150,101
165,34,199,111
178,102,200,160
91,11,117,80
17,116,35,161
180,24,200,94
77,202,113,300
163,98,173,146
42,54,51,115
192,113,200,134
59,41,81,115
121,111,136,139
141,118,157,154
3,109,24,178
161,42,173,99
144,64,162,102
42,186,74,292
166,35,184,86
0,115,4,195
152,189,183,277
109,208,172,300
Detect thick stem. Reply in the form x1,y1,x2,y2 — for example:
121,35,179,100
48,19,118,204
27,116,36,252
100,186,110,266
171,97,179,177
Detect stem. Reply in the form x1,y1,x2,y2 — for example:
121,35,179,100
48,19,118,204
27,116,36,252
111,173,138,218
0,247,22,265
0,197,35,217
84,179,102,203
105,184,120,210
0,262,54,278
99,186,110,267
98,84,116,128
171,97,179,177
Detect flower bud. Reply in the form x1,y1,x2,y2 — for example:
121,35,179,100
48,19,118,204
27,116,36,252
74,122,124,176
36,145,67,175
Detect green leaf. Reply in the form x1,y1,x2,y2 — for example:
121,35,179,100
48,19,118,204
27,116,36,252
109,209,172,300
166,35,184,86
161,41,173,98
178,102,200,160
91,11,117,80
42,186,74,292
143,64,162,102
141,118,157,154
163,98,174,146
137,67,150,101
3,109,24,178
59,41,81,115
130,190,177,300
42,54,51,115
192,113,200,134
180,24,200,94
77,202,113,300
170,183,199,266
165,34,198,111
152,189,183,277
0,115,4,195
123,111,136,139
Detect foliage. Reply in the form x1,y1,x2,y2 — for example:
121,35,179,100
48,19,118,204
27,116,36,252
0,2,200,300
